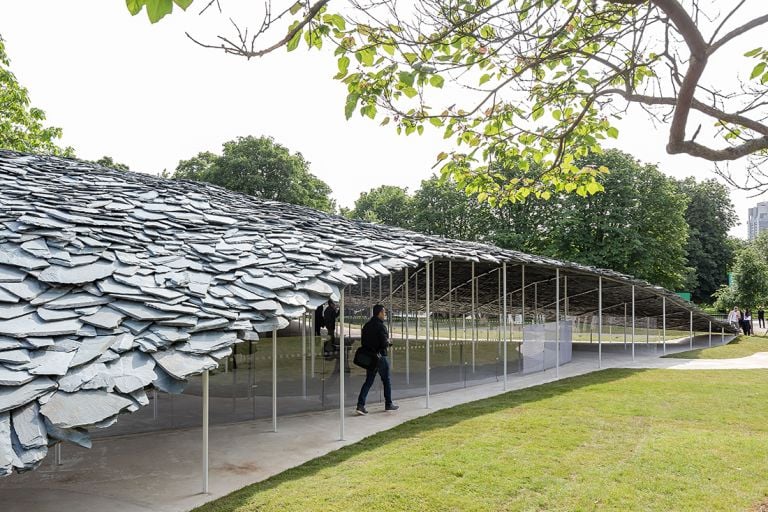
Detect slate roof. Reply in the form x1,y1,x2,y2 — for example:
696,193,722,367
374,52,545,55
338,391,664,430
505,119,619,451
0,150,730,476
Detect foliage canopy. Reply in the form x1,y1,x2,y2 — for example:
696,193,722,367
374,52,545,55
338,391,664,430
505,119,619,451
128,0,768,201
0,36,70,156
168,135,336,212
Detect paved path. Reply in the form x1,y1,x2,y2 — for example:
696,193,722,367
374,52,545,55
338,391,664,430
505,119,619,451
1,334,762,512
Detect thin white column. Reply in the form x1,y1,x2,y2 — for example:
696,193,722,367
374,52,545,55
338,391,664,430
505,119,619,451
690,310,693,349
301,314,307,399
721,326,724,344
564,276,568,318
405,268,410,385
709,321,712,347
502,262,508,390
662,296,667,354
379,275,382,303
202,369,209,494
425,260,431,408
521,265,526,372
339,288,346,441
623,303,627,349
448,261,453,363
311,314,316,377
555,268,560,378
598,277,603,368
631,285,635,361
389,274,394,369
471,262,476,372
415,272,419,342
272,328,277,432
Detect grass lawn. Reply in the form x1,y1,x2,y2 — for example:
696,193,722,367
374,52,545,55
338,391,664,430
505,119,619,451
664,335,768,359
194,369,768,512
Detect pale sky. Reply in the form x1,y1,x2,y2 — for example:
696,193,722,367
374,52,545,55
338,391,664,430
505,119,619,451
0,0,764,238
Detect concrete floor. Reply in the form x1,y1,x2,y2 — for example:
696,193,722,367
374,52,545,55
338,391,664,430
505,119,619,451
0,334,751,512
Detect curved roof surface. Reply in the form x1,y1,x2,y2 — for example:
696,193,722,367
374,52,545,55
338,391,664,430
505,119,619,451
0,150,729,476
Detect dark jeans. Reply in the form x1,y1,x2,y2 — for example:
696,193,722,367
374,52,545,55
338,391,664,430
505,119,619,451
357,355,392,408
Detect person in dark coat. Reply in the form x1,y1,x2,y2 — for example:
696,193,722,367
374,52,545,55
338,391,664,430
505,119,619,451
323,300,339,343
758,307,765,329
743,309,753,335
314,304,325,336
356,304,398,415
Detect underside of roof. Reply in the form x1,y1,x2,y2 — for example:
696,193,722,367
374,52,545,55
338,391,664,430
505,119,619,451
0,150,733,476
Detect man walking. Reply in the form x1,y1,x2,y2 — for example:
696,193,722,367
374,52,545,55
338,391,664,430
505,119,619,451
356,304,398,415
759,307,765,330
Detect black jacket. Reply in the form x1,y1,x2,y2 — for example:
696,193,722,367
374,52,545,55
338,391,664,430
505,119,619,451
361,316,390,356
315,305,325,328
323,305,339,328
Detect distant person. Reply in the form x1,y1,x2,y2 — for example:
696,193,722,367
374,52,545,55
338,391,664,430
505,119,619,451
727,306,740,330
759,307,765,329
743,309,753,335
356,304,398,415
314,304,325,336
323,300,339,344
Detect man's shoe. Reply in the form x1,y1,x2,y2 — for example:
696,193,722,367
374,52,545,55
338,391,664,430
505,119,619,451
355,406,368,416
385,403,399,412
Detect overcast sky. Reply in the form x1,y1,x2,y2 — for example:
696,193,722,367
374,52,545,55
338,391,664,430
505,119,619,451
0,1,764,238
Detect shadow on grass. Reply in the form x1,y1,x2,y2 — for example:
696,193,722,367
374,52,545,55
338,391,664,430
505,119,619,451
193,368,642,512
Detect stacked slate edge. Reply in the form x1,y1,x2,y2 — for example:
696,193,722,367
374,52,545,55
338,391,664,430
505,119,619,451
0,150,728,476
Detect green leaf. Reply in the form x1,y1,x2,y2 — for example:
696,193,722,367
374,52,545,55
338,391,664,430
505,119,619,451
403,86,418,99
429,75,445,88
323,13,346,31
345,93,359,120
173,0,193,9
126,0,144,16
146,0,173,23
531,107,544,121
286,27,303,52
607,127,619,139
586,181,602,195
289,1,303,15
430,117,444,128
399,71,415,87
336,56,350,78
751,62,766,80
744,47,763,58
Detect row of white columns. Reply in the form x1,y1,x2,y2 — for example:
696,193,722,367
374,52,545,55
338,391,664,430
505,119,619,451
199,262,721,493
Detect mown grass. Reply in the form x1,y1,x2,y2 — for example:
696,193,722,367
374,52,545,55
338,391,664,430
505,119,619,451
194,369,768,512
664,335,768,359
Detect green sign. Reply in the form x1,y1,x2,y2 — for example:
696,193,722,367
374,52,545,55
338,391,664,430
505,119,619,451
676,292,691,301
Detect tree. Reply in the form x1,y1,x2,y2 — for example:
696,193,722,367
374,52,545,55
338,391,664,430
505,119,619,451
91,156,130,171
677,178,737,302
347,185,413,227
169,135,335,212
128,1,768,202
0,35,70,155
730,246,768,309
545,150,691,290
411,176,495,240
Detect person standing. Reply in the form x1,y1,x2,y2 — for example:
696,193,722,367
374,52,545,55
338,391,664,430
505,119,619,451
314,304,325,336
743,309,753,335
759,307,765,329
323,300,339,343
356,304,398,415
727,306,740,330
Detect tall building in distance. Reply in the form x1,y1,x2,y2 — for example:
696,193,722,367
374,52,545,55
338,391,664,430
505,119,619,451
748,201,768,240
